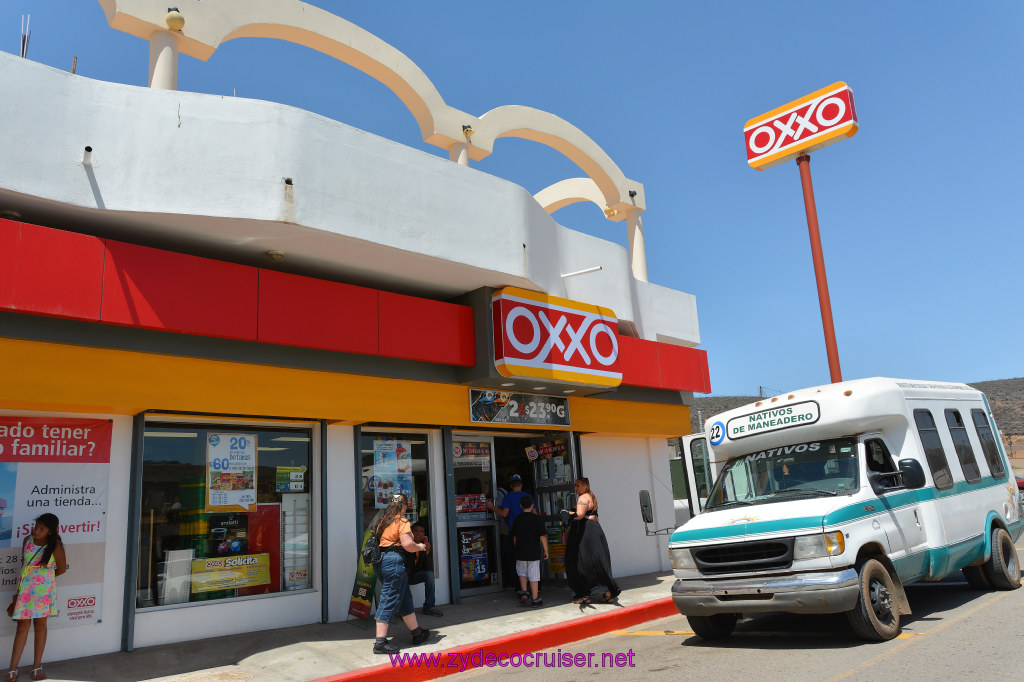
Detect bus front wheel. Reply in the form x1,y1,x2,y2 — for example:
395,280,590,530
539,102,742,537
846,558,900,641
686,613,738,639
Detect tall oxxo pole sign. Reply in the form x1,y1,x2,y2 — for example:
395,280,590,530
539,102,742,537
744,82,858,383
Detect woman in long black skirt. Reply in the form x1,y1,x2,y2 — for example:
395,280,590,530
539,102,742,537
564,478,620,604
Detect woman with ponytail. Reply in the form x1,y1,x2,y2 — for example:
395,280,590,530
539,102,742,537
370,494,433,655
7,513,67,680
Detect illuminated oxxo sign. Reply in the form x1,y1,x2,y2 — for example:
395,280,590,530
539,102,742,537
745,82,858,170
491,287,621,387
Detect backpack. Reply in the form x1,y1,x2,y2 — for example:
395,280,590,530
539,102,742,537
362,532,382,565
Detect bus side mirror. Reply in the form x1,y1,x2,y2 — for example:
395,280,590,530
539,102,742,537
639,490,654,524
897,458,926,489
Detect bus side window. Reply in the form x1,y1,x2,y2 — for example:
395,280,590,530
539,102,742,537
945,409,981,484
864,439,897,474
914,409,954,490
971,409,1007,480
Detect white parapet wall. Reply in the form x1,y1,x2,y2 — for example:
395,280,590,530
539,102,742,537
0,52,699,346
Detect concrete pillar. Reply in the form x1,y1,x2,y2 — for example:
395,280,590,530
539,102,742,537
626,210,649,282
448,142,469,166
148,31,180,90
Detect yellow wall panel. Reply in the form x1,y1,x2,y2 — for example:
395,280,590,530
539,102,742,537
0,338,689,437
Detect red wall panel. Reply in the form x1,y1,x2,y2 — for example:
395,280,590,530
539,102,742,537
657,343,711,394
102,240,258,340
378,291,475,366
0,220,18,309
616,336,662,389
0,219,104,320
257,270,378,355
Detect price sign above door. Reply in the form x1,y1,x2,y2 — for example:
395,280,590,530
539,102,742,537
469,389,570,426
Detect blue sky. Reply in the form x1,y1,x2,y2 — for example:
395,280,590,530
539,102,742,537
4,1,1022,396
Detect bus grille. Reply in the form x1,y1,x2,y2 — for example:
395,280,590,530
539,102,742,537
692,538,794,575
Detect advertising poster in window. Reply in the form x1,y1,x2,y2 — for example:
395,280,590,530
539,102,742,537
205,433,257,513
373,440,413,510
275,466,306,493
453,441,490,515
190,553,271,593
546,526,566,574
348,528,377,620
0,417,112,631
458,528,489,584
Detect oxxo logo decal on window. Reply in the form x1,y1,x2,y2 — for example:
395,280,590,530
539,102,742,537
726,401,820,439
745,82,858,170
491,287,621,387
67,596,96,609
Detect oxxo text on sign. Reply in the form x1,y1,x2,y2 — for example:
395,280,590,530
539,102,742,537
491,287,622,388
744,82,858,170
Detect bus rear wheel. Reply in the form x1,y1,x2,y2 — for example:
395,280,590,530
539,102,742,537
846,558,900,641
982,527,1021,590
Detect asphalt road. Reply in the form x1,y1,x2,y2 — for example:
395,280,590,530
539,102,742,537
457,565,1024,680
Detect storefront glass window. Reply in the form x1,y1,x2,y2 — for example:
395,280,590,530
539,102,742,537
359,432,431,545
137,423,313,608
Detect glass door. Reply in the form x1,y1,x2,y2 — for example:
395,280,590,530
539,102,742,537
528,434,575,581
451,436,501,595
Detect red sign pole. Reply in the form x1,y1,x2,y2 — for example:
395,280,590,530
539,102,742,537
795,154,842,383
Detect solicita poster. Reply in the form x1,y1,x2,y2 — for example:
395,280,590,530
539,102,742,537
0,417,112,631
206,433,257,513
372,440,413,510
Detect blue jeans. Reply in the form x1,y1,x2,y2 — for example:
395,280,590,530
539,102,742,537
375,551,413,624
409,569,435,609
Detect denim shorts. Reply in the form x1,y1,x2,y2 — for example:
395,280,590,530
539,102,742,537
375,551,413,624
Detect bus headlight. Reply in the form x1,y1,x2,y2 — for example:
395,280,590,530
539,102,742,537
793,532,845,560
670,548,696,569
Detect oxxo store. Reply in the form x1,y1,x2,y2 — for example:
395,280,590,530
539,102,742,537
0,220,708,658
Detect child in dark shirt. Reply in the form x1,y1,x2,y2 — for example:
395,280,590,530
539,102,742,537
511,495,548,606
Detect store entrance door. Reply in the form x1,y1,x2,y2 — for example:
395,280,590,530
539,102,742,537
450,436,501,596
527,435,576,581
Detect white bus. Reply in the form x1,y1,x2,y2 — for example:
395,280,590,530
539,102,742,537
659,378,1022,641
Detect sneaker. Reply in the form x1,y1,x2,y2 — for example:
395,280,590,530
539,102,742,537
421,606,443,617
530,598,544,607
411,627,432,646
518,591,528,605
373,639,400,655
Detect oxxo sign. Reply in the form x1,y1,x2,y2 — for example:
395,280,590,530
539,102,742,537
491,287,621,387
745,82,858,170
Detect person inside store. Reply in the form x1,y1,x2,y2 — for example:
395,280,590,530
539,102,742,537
409,522,443,617
486,474,528,589
370,494,434,655
7,513,68,681
512,495,548,607
563,477,620,605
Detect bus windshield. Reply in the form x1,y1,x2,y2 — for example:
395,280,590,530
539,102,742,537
704,437,859,510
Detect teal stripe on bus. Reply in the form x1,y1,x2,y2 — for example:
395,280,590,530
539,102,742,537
670,476,1013,544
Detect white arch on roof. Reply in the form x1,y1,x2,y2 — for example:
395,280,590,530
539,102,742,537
534,179,608,216
96,0,648,272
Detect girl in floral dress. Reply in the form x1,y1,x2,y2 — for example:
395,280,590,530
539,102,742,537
7,514,67,681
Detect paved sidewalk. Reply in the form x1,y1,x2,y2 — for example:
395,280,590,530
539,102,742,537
28,572,676,682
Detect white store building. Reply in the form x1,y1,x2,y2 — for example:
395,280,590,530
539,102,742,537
0,1,710,661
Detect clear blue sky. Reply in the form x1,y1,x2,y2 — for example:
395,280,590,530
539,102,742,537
4,1,1022,396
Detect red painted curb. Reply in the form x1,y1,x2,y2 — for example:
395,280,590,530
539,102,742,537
314,597,676,681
